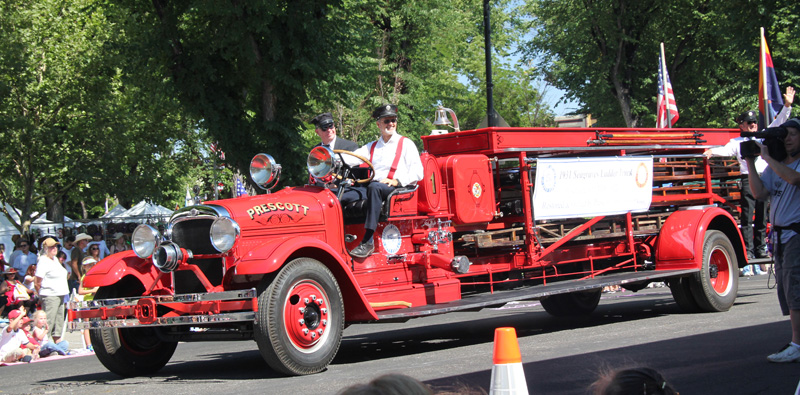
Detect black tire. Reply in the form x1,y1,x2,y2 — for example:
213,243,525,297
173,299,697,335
89,287,178,377
540,290,602,317
688,230,739,312
254,258,344,375
668,277,702,313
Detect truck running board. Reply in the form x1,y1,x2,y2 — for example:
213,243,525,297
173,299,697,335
375,269,699,320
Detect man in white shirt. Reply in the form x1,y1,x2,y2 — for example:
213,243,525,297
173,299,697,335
708,86,794,264
342,104,424,258
10,239,36,281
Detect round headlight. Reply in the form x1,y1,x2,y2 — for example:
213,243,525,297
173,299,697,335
132,224,160,258
210,217,240,253
250,153,282,191
307,146,339,183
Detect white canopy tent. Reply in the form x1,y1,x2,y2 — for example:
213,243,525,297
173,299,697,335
118,200,173,219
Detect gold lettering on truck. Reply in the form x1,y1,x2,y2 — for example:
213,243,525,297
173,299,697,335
248,202,310,220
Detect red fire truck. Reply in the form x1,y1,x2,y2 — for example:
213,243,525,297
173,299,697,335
68,110,746,377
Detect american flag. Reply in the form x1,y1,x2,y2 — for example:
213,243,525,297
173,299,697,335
210,142,225,160
235,176,248,198
656,53,679,128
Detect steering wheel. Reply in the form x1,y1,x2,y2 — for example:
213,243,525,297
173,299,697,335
333,150,375,184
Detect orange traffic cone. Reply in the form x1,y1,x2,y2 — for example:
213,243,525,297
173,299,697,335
489,327,529,395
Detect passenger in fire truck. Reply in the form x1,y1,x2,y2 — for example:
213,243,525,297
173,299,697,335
310,112,359,189
747,118,800,363
340,104,424,258
311,112,359,152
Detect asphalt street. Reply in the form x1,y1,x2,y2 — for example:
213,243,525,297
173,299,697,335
2,274,796,394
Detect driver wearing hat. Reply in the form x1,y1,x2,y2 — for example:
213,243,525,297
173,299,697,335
340,104,424,258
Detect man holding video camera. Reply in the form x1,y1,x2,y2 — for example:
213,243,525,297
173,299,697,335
708,87,794,270
747,117,800,363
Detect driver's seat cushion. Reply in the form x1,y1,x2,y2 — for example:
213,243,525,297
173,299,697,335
342,185,419,224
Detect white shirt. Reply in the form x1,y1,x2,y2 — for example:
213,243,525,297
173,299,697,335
349,134,424,187
34,254,69,297
709,105,793,174
0,327,29,361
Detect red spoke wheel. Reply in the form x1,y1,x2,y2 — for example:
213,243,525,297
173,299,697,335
688,230,739,312
255,258,344,375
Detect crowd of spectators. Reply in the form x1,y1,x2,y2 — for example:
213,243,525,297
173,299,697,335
0,228,131,363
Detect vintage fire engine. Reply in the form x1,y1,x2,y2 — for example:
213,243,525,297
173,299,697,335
68,107,746,377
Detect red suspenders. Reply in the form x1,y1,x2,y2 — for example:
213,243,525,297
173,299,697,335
368,137,405,179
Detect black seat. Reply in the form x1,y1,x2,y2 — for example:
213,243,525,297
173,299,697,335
341,185,419,224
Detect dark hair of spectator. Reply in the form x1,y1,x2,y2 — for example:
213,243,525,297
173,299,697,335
338,374,433,395
590,367,677,395
56,251,68,261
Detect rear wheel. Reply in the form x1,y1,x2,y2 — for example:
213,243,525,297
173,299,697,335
540,290,602,317
688,230,739,312
254,258,344,375
668,277,702,313
89,287,178,377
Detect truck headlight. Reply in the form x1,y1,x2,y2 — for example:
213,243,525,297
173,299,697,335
132,224,161,258
210,217,240,253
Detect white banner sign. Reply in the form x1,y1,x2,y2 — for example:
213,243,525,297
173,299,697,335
532,157,653,220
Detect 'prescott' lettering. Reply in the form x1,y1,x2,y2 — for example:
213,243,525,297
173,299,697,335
247,202,309,220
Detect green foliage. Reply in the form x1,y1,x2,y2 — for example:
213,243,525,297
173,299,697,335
519,0,800,128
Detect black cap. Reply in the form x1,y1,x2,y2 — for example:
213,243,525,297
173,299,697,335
372,104,398,120
311,112,334,128
734,110,758,124
781,118,800,131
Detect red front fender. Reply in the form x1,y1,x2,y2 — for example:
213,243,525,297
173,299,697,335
82,250,163,289
655,206,745,270
235,236,378,321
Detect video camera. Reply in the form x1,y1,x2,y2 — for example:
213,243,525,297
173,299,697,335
739,126,788,161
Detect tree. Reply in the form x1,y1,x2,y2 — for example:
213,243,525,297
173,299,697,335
519,0,799,128
0,0,202,232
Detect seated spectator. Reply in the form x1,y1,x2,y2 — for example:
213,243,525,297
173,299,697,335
0,307,38,363
1,268,36,317
31,310,69,357
590,366,677,395
338,373,433,395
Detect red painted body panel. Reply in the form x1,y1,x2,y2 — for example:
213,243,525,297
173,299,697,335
442,154,495,224
83,250,165,290
655,207,743,270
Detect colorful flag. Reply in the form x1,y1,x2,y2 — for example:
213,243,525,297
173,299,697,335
235,176,248,198
210,142,226,160
758,28,783,129
656,44,679,128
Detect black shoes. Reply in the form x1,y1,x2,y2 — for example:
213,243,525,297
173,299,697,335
350,241,374,258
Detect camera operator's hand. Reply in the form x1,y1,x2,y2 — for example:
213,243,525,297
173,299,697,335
754,140,771,161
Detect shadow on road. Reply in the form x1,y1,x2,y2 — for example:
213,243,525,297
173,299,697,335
423,321,797,394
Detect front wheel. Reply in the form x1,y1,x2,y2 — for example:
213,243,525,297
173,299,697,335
540,290,602,317
688,230,739,312
254,258,344,375
90,287,178,377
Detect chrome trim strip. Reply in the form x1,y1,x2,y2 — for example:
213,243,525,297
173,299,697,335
68,288,257,310
68,311,256,331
